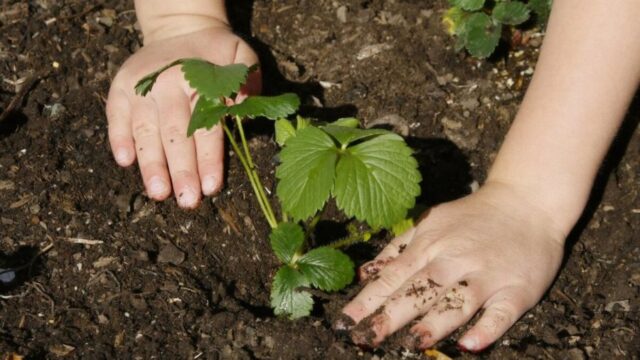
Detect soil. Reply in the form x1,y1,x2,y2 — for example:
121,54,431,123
1,0,639,359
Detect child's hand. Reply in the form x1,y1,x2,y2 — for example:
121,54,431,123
339,182,565,352
107,25,260,208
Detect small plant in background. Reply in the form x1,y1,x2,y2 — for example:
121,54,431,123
136,60,421,319
443,0,552,59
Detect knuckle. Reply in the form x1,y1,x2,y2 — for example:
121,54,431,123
376,266,407,291
132,121,159,140
171,169,198,182
197,158,220,171
161,124,187,139
490,303,517,326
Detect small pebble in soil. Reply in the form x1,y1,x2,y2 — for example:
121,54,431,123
157,243,185,265
42,103,66,119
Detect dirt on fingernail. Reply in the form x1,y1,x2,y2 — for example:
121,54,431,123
350,306,386,348
333,313,356,335
358,258,392,281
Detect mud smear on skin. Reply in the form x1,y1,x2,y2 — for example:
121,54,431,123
358,257,393,284
350,306,387,349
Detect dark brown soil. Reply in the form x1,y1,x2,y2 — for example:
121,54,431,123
1,0,639,359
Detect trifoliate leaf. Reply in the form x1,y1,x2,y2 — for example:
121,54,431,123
462,13,501,59
331,117,360,128
448,0,485,11
321,125,389,147
271,265,313,319
187,97,227,136
276,127,338,221
227,93,300,120
334,134,421,228
391,218,414,237
275,118,297,146
134,59,184,96
269,222,304,264
181,59,250,100
297,247,354,292
492,1,530,25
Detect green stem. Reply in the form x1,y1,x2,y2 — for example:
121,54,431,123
234,116,278,226
222,120,277,229
328,229,380,249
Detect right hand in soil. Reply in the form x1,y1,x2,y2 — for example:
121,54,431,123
106,23,260,208
339,182,566,352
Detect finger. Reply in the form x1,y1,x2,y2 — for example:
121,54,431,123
405,276,489,350
234,41,261,101
131,97,171,200
342,243,431,325
154,85,201,209
359,227,416,282
194,125,225,195
349,261,461,348
458,287,531,353
106,86,135,166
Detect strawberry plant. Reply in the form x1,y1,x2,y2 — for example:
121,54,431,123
135,60,421,319
443,0,552,58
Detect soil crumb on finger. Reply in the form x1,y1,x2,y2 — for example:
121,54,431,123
350,306,387,348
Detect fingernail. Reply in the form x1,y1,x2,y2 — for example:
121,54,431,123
333,314,356,334
178,187,198,208
115,149,131,165
202,175,218,195
148,177,168,198
350,310,388,348
358,258,391,282
458,337,479,352
405,327,433,350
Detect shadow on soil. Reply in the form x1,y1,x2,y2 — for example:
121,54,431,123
0,246,44,293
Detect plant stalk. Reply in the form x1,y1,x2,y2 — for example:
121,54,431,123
233,116,278,226
328,229,379,249
222,120,277,229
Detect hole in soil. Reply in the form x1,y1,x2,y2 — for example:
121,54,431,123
0,110,28,137
0,246,44,292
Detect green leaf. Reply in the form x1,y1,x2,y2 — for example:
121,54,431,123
443,6,467,35
135,59,184,96
449,0,485,11
331,117,360,128
321,125,389,147
528,0,551,24
391,218,414,237
181,59,250,100
297,247,354,292
334,134,421,228
187,97,227,136
276,127,338,221
269,222,305,264
275,118,297,146
492,1,530,25
271,266,313,319
462,13,502,59
296,115,312,130
227,93,300,120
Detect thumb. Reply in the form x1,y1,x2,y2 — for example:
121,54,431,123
234,41,261,102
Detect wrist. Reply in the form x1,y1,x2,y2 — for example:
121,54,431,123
482,175,583,239
135,1,230,44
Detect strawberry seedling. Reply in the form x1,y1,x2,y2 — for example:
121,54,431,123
136,60,421,319
443,0,552,58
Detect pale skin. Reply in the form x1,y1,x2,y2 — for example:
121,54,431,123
106,0,640,353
